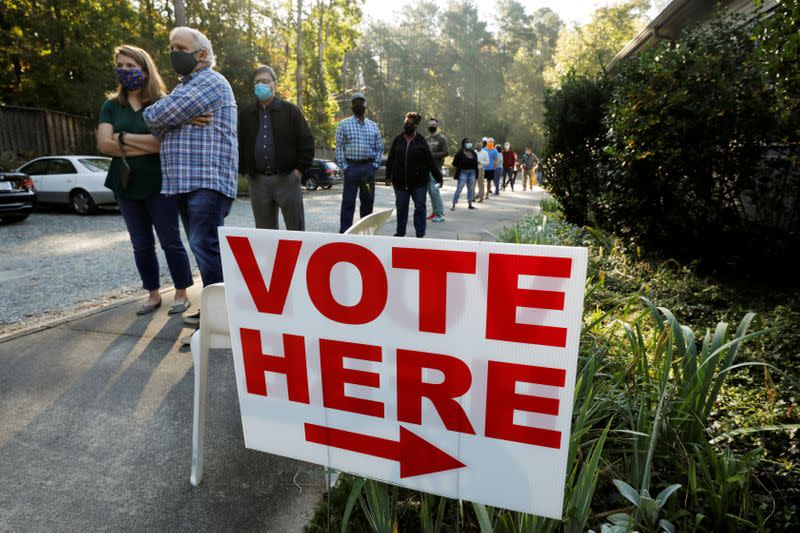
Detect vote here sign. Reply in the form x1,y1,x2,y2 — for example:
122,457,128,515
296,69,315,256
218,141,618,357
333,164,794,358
219,228,588,518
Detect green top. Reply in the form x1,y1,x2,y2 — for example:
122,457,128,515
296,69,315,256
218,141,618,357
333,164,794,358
98,98,162,200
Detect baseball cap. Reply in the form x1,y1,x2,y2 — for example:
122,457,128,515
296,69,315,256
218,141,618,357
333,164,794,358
351,92,366,102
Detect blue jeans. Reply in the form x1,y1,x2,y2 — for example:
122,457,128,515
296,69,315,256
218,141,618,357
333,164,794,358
339,162,376,233
177,189,233,287
428,173,444,216
394,185,427,238
118,194,193,292
493,167,502,193
452,169,476,205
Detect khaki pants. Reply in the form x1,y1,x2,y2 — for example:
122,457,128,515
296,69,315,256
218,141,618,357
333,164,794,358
521,167,531,190
476,168,485,201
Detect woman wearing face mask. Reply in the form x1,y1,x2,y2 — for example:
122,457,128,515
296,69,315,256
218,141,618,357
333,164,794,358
450,138,479,210
385,112,443,238
97,45,193,316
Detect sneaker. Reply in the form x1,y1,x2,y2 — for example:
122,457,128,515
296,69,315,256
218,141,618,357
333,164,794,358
183,310,200,326
468,204,476,209
426,213,435,220
432,215,445,223
450,204,455,211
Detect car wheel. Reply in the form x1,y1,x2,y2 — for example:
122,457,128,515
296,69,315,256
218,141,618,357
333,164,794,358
70,189,97,215
0,213,29,224
305,176,319,191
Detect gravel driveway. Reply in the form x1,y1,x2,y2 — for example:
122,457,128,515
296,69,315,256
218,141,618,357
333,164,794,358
0,186,397,333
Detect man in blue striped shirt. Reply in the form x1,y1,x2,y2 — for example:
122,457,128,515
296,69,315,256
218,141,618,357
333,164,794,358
143,27,238,326
335,92,384,233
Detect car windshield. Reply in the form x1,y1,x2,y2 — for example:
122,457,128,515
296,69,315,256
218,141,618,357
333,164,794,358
80,158,111,172
325,162,339,170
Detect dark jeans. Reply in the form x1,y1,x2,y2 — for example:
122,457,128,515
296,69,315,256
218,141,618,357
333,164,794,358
502,167,515,190
117,194,193,292
395,185,428,238
177,188,233,287
339,162,376,233
493,167,502,194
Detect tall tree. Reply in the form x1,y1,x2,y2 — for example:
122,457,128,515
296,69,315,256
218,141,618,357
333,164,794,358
545,0,649,85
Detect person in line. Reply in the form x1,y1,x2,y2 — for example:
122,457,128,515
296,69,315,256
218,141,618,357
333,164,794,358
533,150,542,186
476,137,489,202
493,143,504,195
97,45,193,316
386,112,442,238
501,141,517,191
484,137,498,199
450,138,478,211
425,118,447,223
143,27,238,331
238,65,314,230
519,146,536,191
335,92,384,233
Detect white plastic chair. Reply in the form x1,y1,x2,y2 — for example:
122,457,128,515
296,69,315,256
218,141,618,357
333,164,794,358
189,209,395,486
189,283,230,486
343,208,394,235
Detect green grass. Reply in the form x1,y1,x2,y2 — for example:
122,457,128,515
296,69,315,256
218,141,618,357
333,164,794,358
306,211,800,532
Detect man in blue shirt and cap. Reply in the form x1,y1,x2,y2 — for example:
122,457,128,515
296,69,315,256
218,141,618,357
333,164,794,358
335,92,384,233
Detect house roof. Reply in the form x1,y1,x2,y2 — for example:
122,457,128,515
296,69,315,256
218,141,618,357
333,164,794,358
606,0,778,74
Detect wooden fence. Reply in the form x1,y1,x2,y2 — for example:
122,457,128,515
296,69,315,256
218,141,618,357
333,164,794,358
0,105,96,158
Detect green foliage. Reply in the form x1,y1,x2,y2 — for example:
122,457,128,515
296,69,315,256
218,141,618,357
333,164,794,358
0,0,361,149
545,0,649,85
542,10,800,270
342,0,562,151
541,72,609,224
603,15,778,257
307,211,799,532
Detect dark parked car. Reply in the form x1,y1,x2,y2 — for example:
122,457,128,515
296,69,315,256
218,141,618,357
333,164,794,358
0,167,37,224
302,159,342,190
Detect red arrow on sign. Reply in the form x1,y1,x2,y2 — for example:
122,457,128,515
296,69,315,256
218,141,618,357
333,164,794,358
304,423,466,478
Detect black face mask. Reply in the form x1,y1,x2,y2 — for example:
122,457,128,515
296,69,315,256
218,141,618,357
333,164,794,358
352,103,366,116
428,126,437,133
171,49,201,76
403,123,416,135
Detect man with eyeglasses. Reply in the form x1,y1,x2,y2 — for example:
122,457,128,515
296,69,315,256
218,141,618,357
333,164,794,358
238,64,314,231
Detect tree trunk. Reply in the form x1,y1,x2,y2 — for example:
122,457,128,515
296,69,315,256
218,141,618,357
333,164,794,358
296,0,303,108
173,0,186,26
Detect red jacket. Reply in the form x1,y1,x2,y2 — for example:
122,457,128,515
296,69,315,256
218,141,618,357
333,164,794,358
502,150,517,169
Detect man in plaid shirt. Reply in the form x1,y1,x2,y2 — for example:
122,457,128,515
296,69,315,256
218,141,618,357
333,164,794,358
143,26,238,328
335,92,384,233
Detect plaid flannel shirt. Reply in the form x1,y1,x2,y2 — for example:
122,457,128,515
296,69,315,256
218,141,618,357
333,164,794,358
335,116,384,170
143,67,238,198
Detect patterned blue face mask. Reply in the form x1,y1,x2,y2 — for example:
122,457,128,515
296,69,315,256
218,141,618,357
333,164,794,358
255,82,272,101
115,68,146,91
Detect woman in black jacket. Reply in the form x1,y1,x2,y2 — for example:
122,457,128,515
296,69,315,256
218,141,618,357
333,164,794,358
385,112,443,237
451,137,479,210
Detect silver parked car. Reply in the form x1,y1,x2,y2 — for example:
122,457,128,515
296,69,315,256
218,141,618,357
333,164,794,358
16,156,114,215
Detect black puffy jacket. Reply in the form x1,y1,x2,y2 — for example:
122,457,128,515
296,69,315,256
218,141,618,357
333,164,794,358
385,132,443,190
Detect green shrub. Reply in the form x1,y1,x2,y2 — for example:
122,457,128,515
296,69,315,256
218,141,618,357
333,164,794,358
604,15,778,258
541,72,610,225
542,11,800,271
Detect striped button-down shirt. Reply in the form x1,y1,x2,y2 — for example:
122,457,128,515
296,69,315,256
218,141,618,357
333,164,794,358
143,67,238,198
335,115,384,170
